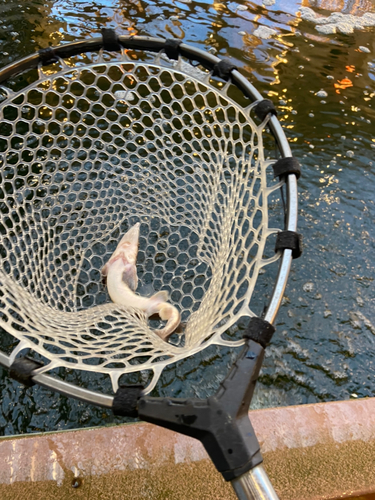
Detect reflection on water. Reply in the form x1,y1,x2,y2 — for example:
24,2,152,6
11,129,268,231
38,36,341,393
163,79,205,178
304,0,374,16
0,0,375,435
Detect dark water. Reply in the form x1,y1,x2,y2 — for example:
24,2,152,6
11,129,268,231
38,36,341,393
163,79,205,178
1,0,375,435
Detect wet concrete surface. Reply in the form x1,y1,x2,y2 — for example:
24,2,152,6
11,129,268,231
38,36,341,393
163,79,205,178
0,398,374,499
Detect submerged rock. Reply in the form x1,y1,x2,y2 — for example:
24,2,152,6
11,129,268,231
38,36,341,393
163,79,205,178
253,26,277,39
303,282,314,293
299,7,375,34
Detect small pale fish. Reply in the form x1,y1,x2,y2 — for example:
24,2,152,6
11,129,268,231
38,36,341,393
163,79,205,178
102,223,180,341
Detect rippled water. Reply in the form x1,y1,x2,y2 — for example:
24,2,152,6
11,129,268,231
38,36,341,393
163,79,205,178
0,0,375,435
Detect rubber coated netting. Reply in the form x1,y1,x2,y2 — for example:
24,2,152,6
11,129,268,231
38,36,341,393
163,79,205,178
0,49,284,392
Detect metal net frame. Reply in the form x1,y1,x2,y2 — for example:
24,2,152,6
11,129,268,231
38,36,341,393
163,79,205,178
0,36,298,397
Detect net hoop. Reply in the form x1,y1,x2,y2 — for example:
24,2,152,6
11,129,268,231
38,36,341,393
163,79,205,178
0,36,298,399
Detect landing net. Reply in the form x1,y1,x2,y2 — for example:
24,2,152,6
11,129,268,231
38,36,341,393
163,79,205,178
0,38,293,393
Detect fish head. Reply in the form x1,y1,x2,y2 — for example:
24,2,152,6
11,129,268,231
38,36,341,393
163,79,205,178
116,222,140,265
102,223,140,289
105,222,140,267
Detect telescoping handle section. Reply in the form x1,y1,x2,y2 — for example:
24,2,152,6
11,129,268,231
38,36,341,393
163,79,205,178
232,465,280,500
112,318,280,500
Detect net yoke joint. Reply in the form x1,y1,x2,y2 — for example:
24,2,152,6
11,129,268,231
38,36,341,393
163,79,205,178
112,385,144,417
112,339,265,481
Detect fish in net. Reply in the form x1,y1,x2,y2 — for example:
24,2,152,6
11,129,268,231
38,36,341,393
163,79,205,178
0,35,299,395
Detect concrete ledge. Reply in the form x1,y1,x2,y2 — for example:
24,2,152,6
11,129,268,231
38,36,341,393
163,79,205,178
0,398,375,499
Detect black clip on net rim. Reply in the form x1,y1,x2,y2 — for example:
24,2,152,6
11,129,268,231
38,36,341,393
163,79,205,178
272,156,301,235
9,356,44,388
101,28,122,51
212,59,238,81
242,317,276,348
275,230,302,259
164,38,183,60
254,99,277,122
272,157,301,180
38,47,59,66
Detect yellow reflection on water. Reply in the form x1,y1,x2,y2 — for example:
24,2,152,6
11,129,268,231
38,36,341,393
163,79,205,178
212,2,227,13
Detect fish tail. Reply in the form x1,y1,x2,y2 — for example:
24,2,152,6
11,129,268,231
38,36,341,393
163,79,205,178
148,302,181,341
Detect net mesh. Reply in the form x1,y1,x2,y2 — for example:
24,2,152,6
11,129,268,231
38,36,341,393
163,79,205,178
0,49,284,392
